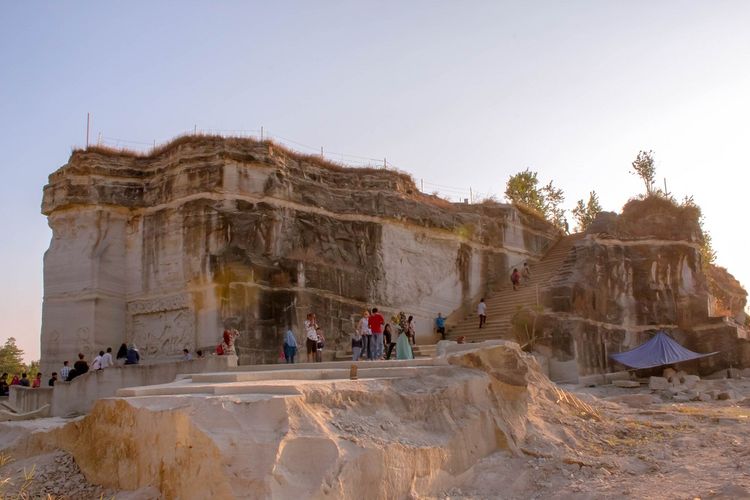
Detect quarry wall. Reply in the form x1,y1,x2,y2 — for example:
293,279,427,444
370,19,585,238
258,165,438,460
40,136,558,371
537,200,748,377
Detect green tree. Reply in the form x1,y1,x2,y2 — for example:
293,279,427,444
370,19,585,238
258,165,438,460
504,169,544,212
681,195,717,266
505,169,567,230
0,337,26,376
572,191,603,232
631,150,656,195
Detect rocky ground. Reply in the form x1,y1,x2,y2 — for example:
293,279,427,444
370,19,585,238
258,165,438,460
443,378,750,500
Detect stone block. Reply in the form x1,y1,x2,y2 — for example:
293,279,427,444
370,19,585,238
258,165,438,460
649,376,669,390
683,375,700,389
717,391,732,400
673,395,690,403
698,393,713,402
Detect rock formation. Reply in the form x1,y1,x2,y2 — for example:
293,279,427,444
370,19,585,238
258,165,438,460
537,196,748,377
40,136,558,371
3,342,601,499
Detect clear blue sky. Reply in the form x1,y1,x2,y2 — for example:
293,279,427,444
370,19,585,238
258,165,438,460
1,1,749,361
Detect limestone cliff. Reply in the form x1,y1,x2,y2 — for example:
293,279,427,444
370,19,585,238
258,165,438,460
538,196,748,377
40,136,558,370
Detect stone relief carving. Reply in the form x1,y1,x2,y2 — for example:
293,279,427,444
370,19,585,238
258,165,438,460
128,294,194,356
132,309,194,357
128,294,190,315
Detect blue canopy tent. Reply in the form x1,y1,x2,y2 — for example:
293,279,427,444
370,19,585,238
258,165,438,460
610,331,719,370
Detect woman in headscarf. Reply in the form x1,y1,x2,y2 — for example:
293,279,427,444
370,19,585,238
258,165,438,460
395,312,413,360
116,343,128,365
283,329,298,364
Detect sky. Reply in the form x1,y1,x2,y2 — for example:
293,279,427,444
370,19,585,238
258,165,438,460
1,1,749,361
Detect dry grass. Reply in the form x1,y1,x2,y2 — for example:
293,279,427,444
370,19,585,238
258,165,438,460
73,133,419,186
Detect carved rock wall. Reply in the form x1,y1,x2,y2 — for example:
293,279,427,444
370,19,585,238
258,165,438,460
40,137,558,371
538,202,748,378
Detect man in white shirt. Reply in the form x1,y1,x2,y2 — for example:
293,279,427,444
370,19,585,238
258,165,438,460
92,351,104,370
101,347,114,369
478,298,487,329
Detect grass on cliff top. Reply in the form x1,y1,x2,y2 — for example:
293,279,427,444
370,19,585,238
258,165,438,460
73,134,473,209
75,133,418,184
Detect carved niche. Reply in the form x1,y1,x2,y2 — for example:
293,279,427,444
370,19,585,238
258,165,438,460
127,294,195,357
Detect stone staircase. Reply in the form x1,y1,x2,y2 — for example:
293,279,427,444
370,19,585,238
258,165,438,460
447,233,583,344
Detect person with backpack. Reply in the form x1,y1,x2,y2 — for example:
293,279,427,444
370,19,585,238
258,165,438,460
283,329,298,364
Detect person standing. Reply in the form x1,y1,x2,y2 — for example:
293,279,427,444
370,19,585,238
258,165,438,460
283,329,298,364
511,268,521,291
368,308,385,360
19,373,30,387
358,310,371,360
59,361,71,381
396,322,413,360
305,313,319,363
522,262,531,282
31,373,42,388
435,313,446,340
406,316,416,346
351,325,363,361
0,373,8,396
478,298,487,328
315,328,325,363
48,373,58,387
383,323,396,360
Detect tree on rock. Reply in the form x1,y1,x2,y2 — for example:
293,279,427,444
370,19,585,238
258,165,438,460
505,169,567,230
572,191,603,232
631,150,656,195
0,337,26,375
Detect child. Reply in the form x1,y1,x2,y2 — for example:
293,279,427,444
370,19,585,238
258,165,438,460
315,328,325,363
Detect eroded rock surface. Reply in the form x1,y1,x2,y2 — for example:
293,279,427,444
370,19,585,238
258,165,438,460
40,136,557,371
538,197,748,377
9,343,600,499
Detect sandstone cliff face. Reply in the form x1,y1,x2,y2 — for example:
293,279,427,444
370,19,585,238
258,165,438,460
40,136,558,370
539,197,748,377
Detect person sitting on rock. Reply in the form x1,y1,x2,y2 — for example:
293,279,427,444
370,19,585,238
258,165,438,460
72,353,89,378
116,343,128,365
125,345,140,365
182,348,193,361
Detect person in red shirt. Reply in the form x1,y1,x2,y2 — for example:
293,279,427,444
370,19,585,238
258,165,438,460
368,308,385,360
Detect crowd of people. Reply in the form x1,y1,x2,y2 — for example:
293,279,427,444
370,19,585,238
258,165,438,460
280,308,421,364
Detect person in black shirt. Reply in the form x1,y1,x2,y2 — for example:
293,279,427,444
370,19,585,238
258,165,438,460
48,372,58,387
68,353,89,381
